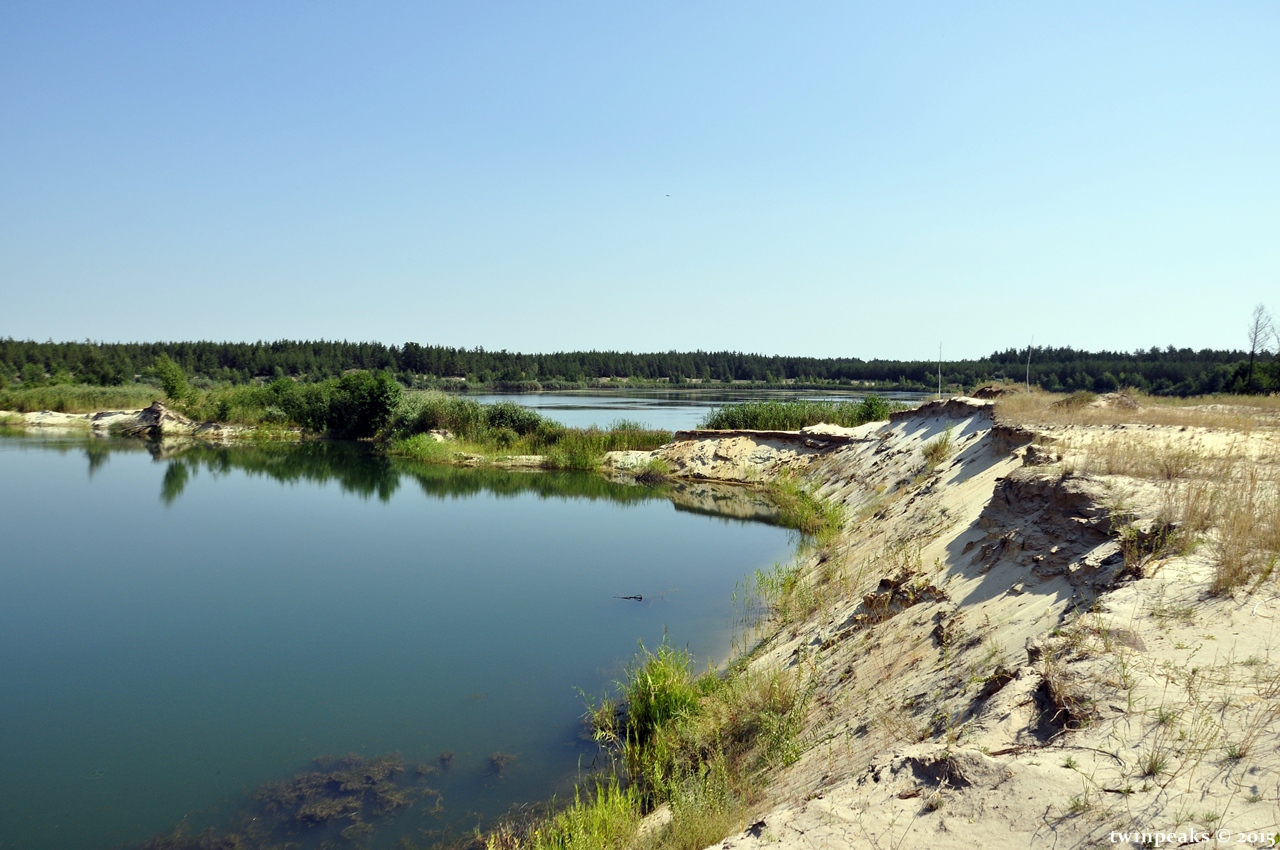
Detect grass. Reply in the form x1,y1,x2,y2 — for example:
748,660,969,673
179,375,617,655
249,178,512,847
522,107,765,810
751,561,821,627
387,392,671,471
1209,467,1280,594
698,395,900,431
999,389,1280,594
763,475,845,549
921,426,954,470
0,382,163,413
486,637,806,850
995,387,1280,430
485,778,642,850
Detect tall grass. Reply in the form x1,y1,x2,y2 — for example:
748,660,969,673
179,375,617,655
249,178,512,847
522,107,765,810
1209,468,1280,594
485,778,641,850
764,475,845,548
487,639,805,850
0,383,163,413
698,395,898,430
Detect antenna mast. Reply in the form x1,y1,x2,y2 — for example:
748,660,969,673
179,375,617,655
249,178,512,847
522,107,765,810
1025,336,1034,392
937,343,943,400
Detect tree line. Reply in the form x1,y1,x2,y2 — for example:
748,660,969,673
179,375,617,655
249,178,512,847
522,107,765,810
0,336,1275,396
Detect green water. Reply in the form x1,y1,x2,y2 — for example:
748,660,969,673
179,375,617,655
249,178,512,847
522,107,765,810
0,435,793,849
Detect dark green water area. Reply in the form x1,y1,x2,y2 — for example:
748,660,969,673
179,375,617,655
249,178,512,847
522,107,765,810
0,434,794,850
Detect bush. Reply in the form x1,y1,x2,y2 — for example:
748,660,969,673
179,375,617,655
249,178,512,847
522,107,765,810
486,400,545,435
324,371,402,438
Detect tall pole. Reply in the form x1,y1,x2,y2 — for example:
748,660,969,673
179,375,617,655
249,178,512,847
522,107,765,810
1025,336,1033,392
938,343,942,400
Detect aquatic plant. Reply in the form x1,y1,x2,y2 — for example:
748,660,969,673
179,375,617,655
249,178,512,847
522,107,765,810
135,752,436,849
488,751,519,777
697,395,900,430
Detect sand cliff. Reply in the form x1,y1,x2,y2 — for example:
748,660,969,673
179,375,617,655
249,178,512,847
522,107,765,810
609,396,1280,850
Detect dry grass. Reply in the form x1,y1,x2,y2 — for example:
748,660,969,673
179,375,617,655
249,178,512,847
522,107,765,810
1208,468,1280,594
1073,434,1207,479
995,389,1280,431
1000,390,1280,593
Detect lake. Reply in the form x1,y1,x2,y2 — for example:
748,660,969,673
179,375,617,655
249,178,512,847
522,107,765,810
0,433,794,849
464,388,929,431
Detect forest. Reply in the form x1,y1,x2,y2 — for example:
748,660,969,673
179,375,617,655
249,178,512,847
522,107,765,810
0,338,1275,396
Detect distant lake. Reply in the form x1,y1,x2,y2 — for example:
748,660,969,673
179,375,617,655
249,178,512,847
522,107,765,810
465,388,930,431
0,434,794,849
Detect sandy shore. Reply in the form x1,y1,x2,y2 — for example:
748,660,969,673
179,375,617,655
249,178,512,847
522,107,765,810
611,395,1280,850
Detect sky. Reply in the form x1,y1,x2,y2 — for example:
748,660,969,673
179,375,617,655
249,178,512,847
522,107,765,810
1,2,1276,360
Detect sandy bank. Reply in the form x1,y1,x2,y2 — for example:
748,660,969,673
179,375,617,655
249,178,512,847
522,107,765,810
614,396,1280,850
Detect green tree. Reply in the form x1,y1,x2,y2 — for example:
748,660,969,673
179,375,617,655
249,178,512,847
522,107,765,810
154,354,191,402
20,363,47,387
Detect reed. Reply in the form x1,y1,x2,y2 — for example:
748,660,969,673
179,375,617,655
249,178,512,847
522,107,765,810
0,383,162,413
698,395,898,430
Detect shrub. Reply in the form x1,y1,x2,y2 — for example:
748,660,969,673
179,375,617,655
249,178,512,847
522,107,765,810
486,400,546,435
324,371,402,438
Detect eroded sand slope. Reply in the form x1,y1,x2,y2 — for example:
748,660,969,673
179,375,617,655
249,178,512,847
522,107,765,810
612,396,1280,849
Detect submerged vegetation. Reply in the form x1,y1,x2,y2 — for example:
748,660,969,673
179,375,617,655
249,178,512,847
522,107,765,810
137,752,436,849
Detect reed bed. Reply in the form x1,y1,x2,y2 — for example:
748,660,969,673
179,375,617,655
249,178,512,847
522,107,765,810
698,395,897,431
0,383,162,413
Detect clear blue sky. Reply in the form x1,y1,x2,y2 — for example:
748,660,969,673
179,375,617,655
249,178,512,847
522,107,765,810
2,2,1276,360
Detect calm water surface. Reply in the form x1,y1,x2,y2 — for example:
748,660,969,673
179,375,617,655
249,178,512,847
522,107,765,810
467,388,928,431
0,434,794,849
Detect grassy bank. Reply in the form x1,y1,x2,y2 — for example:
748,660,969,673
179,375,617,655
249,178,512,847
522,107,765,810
384,391,670,471
698,395,899,430
486,642,806,850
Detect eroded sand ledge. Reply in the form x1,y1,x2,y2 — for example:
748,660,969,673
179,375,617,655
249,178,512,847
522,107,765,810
608,397,1280,850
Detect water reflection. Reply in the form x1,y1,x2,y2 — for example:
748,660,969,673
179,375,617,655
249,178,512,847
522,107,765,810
0,431,794,849
12,433,781,524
